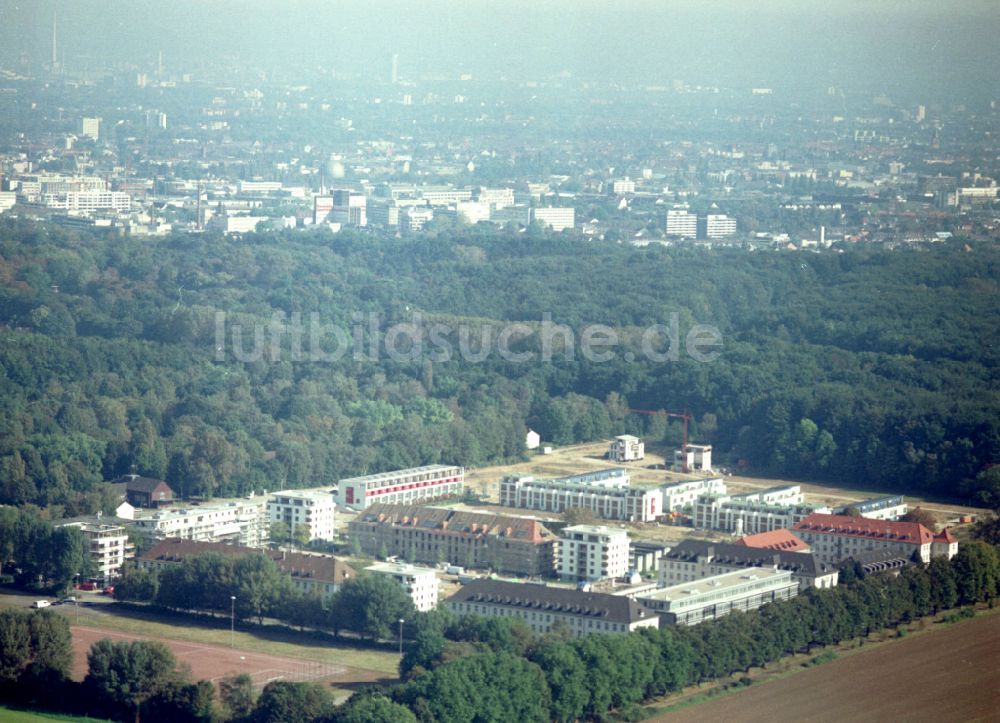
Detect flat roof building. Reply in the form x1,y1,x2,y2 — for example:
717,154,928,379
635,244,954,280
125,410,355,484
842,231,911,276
267,490,336,542
559,525,630,582
339,465,464,510
365,562,439,611
499,469,660,522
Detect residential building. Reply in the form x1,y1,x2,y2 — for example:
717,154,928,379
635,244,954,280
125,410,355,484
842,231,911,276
267,490,336,542
56,517,133,584
110,475,174,509
608,435,644,462
365,562,439,611
672,443,712,472
475,187,515,208
338,465,464,510
834,495,908,521
127,498,269,548
525,429,541,450
138,539,354,600
700,214,737,239
791,513,957,565
659,539,838,591
630,540,671,575
666,209,697,237
638,567,798,625
659,477,727,512
612,178,636,194
532,206,575,231
559,525,630,582
735,528,811,553
931,527,959,559
499,469,661,522
347,503,557,577
446,579,660,637
81,117,101,141
693,485,823,535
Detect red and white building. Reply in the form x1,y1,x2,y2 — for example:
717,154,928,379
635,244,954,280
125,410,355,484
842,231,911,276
338,465,464,510
791,513,958,565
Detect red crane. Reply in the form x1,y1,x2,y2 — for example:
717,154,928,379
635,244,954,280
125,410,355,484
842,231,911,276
626,408,693,472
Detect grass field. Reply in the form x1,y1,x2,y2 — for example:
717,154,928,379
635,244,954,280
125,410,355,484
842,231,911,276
649,611,1000,722
0,707,109,722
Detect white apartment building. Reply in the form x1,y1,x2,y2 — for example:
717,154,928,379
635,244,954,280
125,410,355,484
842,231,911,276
837,495,908,521
57,518,133,584
612,178,636,194
559,525,630,581
673,444,713,472
703,214,737,238
447,579,660,637
499,469,661,522
81,117,102,141
666,209,698,237
659,477,727,512
608,435,644,462
267,491,336,542
365,562,440,611
127,498,269,548
338,465,464,510
693,486,820,535
638,567,799,625
532,206,575,231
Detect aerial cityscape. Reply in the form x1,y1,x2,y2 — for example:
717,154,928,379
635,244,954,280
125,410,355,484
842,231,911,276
0,1,998,721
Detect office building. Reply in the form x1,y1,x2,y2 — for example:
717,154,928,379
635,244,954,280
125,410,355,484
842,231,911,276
447,579,660,637
559,525,630,582
331,189,367,226
532,206,575,231
638,567,798,625
267,490,336,542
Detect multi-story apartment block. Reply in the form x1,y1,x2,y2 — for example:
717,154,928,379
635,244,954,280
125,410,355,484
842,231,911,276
834,495,908,521
659,477,727,512
365,562,439,611
499,469,661,522
57,517,133,584
673,443,713,472
531,206,575,231
791,513,957,565
638,567,799,625
267,490,336,542
347,503,557,577
666,209,698,237
559,525,630,582
701,214,737,239
693,486,822,535
338,465,464,510
447,579,660,637
659,539,838,591
127,498,269,548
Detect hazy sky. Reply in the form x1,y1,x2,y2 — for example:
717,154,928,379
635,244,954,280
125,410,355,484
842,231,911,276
2,1,999,100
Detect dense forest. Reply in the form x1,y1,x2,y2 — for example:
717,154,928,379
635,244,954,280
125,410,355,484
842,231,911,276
0,218,998,511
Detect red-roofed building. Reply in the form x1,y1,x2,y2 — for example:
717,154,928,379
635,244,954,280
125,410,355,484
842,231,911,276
791,513,956,565
735,529,811,553
932,528,958,559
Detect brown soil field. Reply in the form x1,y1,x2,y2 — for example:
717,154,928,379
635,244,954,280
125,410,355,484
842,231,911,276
654,613,1000,723
69,625,391,692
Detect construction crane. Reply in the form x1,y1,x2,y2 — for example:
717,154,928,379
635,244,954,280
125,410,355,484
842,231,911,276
626,408,693,472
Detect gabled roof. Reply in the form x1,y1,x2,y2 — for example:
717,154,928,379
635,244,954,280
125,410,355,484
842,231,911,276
354,503,556,543
792,513,933,545
114,475,173,495
447,579,656,625
663,539,833,576
934,527,957,544
139,538,354,585
736,529,810,552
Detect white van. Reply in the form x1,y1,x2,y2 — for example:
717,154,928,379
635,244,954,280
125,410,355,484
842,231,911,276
31,600,51,609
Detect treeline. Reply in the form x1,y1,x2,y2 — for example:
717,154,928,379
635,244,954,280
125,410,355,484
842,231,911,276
116,554,416,639
0,506,94,591
1,219,998,510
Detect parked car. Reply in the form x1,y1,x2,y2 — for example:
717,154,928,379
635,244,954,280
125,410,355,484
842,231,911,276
78,582,97,591
102,586,114,595
61,596,77,604
31,600,51,609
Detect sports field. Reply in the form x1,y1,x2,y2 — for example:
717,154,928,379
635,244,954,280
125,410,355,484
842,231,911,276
654,612,1000,722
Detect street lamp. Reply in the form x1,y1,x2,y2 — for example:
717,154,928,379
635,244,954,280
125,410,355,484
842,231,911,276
230,596,236,648
398,618,405,656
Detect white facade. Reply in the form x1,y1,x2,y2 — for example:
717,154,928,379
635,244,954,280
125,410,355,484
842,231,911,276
532,206,575,231
128,499,269,547
57,519,133,584
402,207,434,233
339,465,464,510
638,567,798,625
267,491,336,542
43,191,131,213
704,214,737,238
81,117,101,141
672,444,712,472
456,200,492,224
609,435,644,462
612,178,636,194
499,469,661,522
659,477,727,512
331,189,367,226
525,429,541,450
666,209,697,237
560,525,630,581
693,486,821,535
366,562,439,611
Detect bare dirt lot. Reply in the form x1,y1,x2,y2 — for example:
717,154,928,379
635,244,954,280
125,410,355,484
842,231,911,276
69,624,390,693
654,613,1000,723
